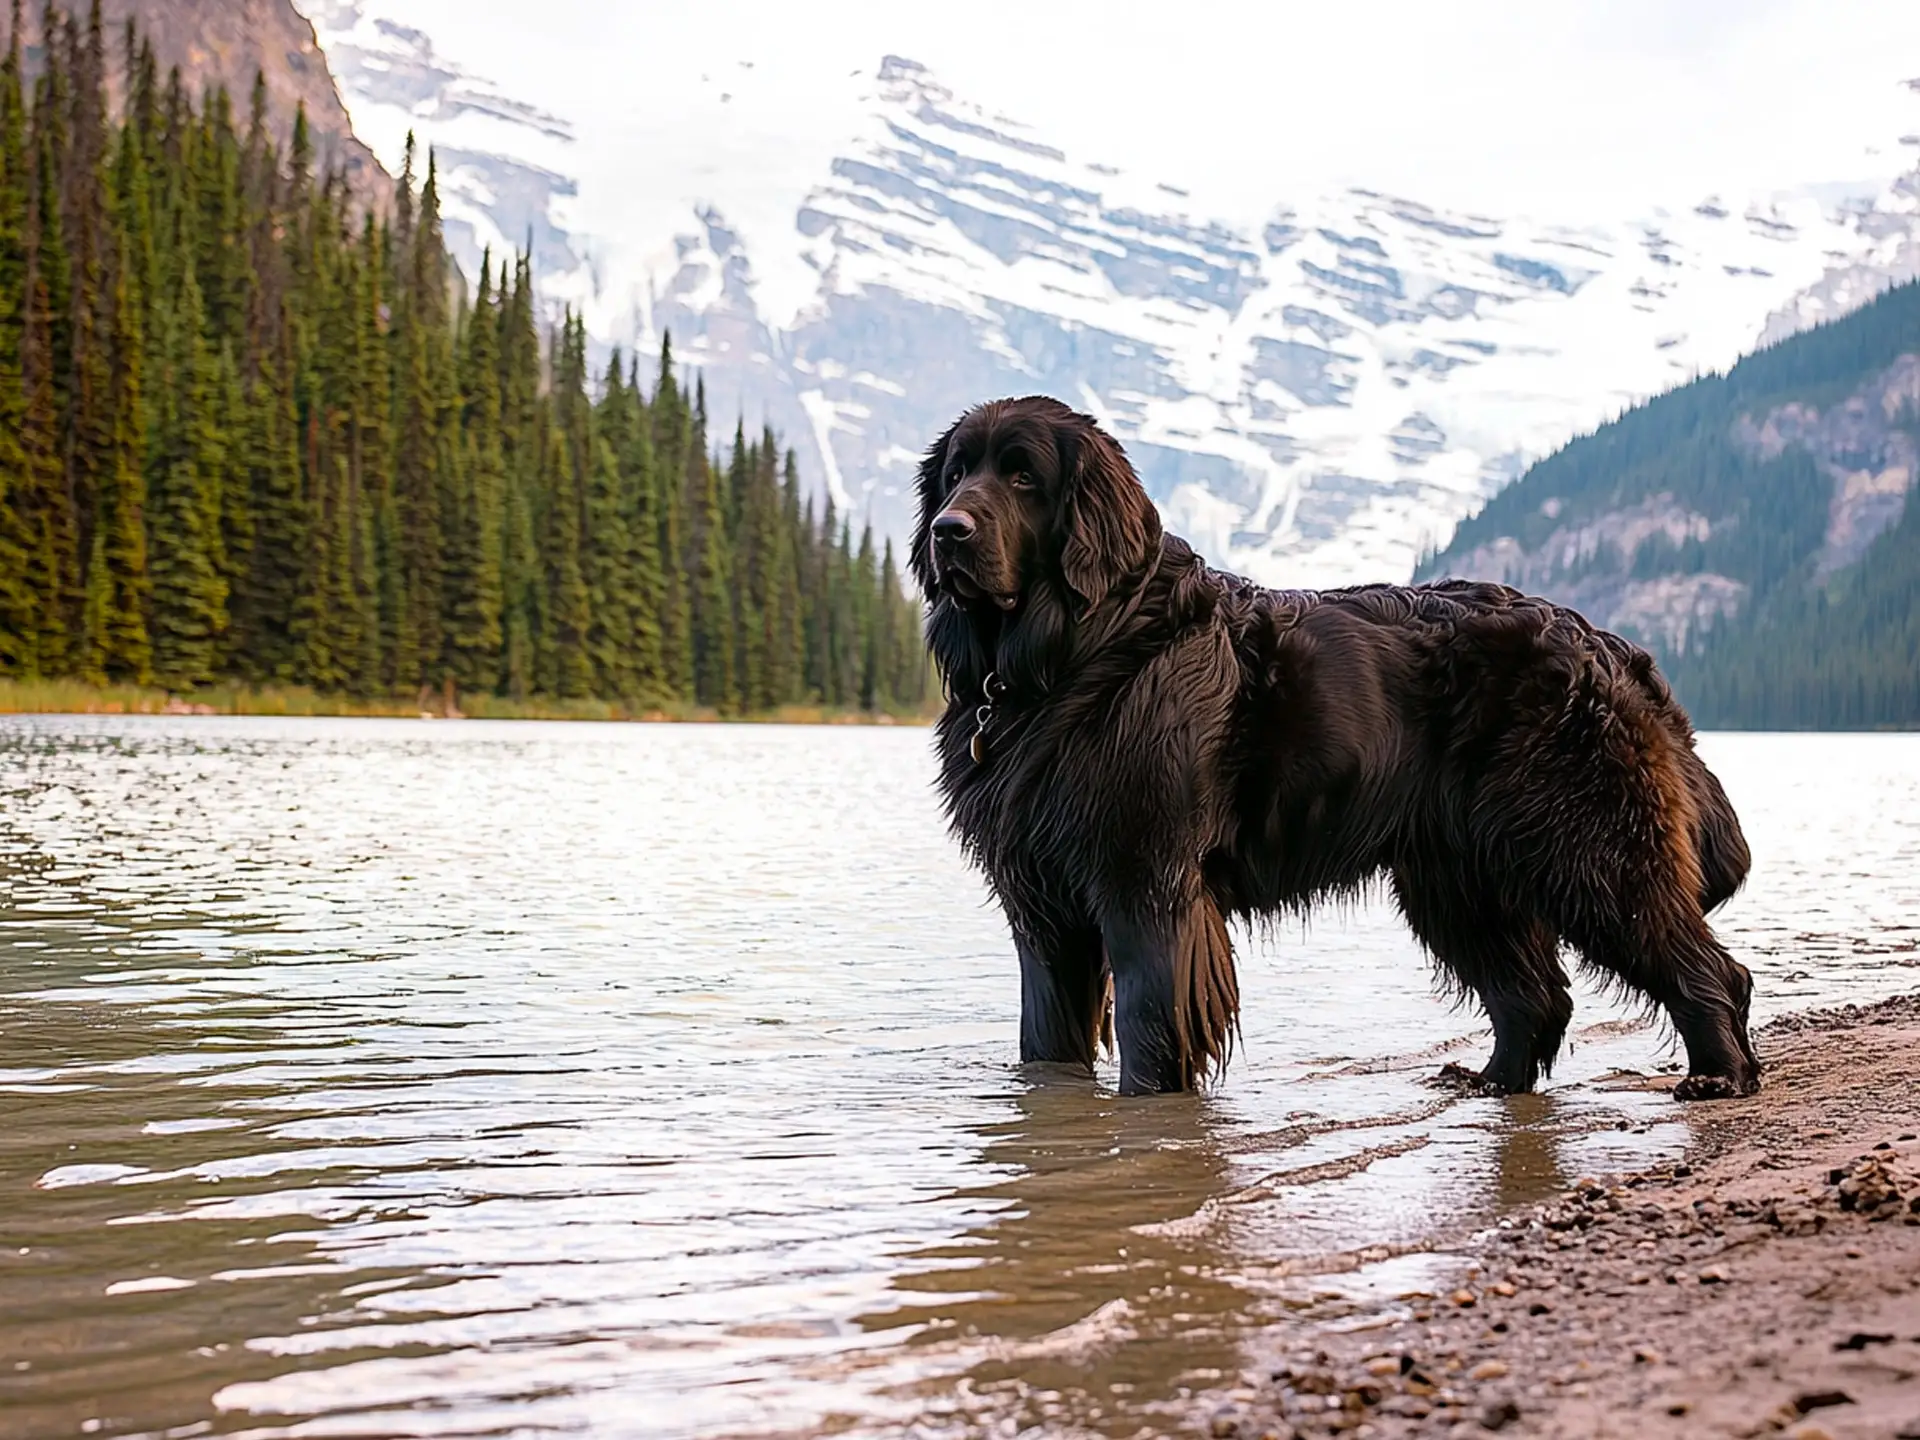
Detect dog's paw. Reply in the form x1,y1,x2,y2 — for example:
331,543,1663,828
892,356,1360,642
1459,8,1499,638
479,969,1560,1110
1429,1061,1505,1096
1673,1071,1760,1102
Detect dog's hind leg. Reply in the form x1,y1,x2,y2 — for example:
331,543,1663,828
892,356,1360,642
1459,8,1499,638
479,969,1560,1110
1392,865,1572,1095
1016,926,1110,1072
1101,892,1240,1095
1564,900,1759,1101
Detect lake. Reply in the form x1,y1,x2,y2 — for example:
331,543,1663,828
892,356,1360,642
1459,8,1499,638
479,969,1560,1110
1,719,1915,1438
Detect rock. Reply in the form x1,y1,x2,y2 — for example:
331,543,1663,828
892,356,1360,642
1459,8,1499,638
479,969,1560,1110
1468,1360,1510,1381
1365,1356,1400,1376
1451,1289,1478,1307
1785,1426,1838,1440
1489,1281,1516,1297
1210,1407,1240,1437
1633,1347,1661,1365
1478,1400,1522,1431
1698,1265,1731,1284
1527,1301,1553,1316
1835,1331,1893,1350
1792,1389,1856,1414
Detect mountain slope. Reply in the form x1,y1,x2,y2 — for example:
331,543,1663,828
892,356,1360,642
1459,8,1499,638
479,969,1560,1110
19,0,385,192
1421,277,1920,727
300,9,1920,588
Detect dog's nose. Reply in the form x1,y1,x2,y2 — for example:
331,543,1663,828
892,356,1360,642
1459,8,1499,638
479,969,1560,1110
931,510,976,546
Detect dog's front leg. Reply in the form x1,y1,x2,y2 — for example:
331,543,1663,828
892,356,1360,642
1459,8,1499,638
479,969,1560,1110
1015,926,1109,1072
1101,894,1239,1096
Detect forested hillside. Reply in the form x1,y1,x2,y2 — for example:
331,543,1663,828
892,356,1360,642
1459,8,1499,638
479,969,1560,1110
1422,275,1920,729
0,3,928,716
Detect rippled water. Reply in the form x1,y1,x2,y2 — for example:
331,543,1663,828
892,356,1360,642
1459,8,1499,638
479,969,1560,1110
1,720,1915,1438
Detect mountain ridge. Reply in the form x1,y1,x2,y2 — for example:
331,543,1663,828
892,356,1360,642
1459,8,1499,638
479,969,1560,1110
299,6,1920,590
1420,276,1920,727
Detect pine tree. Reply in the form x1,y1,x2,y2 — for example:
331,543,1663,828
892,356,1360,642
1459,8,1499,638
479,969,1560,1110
62,2,113,606
21,17,79,673
765,450,805,707
584,432,637,696
391,140,445,689
233,328,303,680
444,253,503,689
81,234,148,680
494,251,541,698
688,427,736,711
145,235,224,685
651,335,693,699
540,420,591,698
616,352,666,701
0,2,35,669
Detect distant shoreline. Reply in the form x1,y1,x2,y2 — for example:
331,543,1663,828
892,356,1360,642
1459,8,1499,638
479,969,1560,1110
6,679,1917,732
0,678,933,727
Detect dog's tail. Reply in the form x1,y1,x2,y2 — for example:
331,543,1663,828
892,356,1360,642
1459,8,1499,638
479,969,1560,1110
1689,759,1750,913
1621,640,1749,914
1174,896,1241,1086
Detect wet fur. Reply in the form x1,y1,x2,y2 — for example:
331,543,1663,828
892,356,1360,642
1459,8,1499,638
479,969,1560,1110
913,396,1760,1099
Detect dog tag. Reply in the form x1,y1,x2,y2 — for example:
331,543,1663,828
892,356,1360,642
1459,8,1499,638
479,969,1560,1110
970,729,987,764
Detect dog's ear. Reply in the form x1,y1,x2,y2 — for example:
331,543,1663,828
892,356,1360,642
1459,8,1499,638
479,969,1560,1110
909,416,961,603
1060,416,1162,611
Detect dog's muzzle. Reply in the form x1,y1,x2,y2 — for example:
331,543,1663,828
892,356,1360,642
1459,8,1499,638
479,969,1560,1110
931,509,975,551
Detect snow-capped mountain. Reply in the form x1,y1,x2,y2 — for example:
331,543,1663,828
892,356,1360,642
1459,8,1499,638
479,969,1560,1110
303,3,1920,587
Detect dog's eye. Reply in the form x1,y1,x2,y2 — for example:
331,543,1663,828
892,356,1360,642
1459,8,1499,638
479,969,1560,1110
1010,472,1037,491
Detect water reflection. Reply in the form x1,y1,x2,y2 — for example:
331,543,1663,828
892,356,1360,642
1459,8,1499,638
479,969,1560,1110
784,1073,1244,1436
1490,1094,1572,1209
0,991,420,1440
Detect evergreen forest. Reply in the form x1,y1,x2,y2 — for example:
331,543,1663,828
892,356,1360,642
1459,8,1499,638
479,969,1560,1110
0,3,930,716
1424,275,1920,729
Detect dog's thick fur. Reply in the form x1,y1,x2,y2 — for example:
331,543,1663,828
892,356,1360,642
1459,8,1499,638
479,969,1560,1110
913,396,1760,1099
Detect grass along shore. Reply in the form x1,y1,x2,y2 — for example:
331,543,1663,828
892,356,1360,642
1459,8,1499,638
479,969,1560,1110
0,677,933,725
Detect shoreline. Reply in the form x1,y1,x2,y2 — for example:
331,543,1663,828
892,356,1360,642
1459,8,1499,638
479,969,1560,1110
1199,993,1920,1440
2,682,1915,733
0,678,933,726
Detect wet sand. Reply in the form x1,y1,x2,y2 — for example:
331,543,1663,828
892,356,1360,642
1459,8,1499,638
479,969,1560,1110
1199,993,1920,1440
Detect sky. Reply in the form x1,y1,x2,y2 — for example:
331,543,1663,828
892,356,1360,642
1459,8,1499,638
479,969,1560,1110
322,0,1920,226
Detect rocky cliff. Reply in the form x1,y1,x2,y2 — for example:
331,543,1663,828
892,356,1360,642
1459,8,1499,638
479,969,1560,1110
18,0,385,192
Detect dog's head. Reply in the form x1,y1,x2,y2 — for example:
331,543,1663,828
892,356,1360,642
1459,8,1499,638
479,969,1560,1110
909,397,1162,634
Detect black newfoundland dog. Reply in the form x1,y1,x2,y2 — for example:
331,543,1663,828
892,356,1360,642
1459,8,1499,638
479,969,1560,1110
912,396,1759,1100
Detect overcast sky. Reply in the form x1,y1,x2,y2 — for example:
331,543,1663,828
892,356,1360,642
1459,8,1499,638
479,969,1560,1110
348,0,1920,223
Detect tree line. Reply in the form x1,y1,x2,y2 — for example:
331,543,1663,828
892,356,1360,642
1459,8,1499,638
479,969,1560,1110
0,2,929,714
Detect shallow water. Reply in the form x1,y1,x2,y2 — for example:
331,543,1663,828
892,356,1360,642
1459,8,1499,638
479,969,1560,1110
0,720,1914,1438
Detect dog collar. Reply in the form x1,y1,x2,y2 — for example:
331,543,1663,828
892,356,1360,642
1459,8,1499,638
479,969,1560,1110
970,671,1009,765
